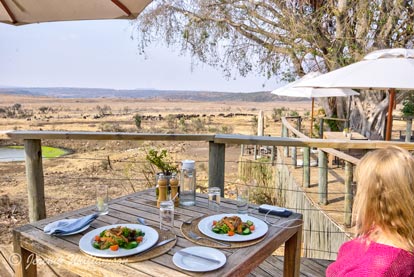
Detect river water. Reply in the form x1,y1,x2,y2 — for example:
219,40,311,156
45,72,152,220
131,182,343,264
0,147,26,162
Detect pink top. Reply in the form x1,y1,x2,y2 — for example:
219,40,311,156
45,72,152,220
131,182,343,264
326,238,414,276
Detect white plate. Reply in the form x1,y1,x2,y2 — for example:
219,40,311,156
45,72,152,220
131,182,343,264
79,224,159,258
173,246,226,272
198,213,268,242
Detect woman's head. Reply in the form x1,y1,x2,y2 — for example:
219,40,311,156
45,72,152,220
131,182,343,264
354,146,414,250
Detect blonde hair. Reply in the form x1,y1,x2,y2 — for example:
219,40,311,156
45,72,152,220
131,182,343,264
354,146,414,251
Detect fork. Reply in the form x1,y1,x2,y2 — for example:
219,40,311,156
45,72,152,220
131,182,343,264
183,215,202,225
188,231,230,247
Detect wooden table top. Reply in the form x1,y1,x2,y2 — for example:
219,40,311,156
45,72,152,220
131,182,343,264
13,189,303,277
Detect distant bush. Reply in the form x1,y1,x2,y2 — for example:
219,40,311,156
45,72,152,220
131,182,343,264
179,118,187,132
133,114,142,129
190,118,205,132
165,114,177,129
271,107,287,121
39,106,53,113
99,123,125,132
221,125,234,134
401,93,414,117
96,105,112,117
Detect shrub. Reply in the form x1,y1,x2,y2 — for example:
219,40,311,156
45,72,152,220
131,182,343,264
401,95,414,117
135,116,142,129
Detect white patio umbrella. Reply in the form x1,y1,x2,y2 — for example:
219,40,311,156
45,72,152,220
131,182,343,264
271,71,359,136
0,0,152,26
295,48,414,140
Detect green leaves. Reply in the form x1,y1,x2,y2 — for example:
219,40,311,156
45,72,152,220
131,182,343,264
145,149,178,175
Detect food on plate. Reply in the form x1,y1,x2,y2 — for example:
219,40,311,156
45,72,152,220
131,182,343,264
92,226,145,251
212,216,255,236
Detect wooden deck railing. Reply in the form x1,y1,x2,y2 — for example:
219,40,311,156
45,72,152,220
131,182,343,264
280,117,414,226
4,129,414,224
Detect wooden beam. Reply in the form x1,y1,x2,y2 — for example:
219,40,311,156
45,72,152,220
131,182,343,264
111,0,131,16
0,0,17,24
208,142,225,196
385,88,396,141
24,139,46,222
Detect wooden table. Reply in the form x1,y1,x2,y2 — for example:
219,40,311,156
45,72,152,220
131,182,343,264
13,189,303,277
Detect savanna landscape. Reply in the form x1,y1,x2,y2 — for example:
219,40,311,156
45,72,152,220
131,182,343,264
0,91,311,246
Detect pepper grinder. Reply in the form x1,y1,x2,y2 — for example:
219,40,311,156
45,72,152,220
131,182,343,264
169,173,179,207
157,173,168,208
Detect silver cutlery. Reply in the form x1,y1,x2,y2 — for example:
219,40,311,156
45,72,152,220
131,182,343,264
137,217,147,225
177,250,221,264
138,237,175,255
183,215,202,225
188,231,230,247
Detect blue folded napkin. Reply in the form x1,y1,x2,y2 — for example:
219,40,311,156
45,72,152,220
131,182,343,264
44,213,98,235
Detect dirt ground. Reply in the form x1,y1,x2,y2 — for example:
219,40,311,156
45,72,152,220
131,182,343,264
0,93,312,245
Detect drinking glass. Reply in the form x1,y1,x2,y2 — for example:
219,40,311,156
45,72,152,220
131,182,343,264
236,186,249,214
159,200,174,231
208,187,221,212
96,184,109,215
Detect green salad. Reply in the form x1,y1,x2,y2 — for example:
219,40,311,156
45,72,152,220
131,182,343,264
92,226,145,251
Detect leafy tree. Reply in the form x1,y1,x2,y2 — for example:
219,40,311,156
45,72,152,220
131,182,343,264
134,1,414,138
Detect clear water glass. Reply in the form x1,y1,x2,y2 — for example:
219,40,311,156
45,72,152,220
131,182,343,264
236,187,249,214
208,187,221,212
159,200,174,231
96,184,109,215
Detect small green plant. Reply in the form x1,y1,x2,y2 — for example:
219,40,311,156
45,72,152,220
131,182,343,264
145,149,178,175
401,98,414,117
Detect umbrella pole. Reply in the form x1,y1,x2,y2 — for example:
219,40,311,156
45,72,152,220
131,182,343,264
310,98,314,137
385,89,396,141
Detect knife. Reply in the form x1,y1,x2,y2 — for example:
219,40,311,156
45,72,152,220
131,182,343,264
139,237,175,255
177,250,221,264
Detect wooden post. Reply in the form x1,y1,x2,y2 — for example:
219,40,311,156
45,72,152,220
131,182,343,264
254,145,257,160
344,161,354,227
296,117,302,133
209,142,225,197
284,222,303,277
24,139,46,222
406,118,413,142
303,147,310,188
240,144,244,156
13,228,37,277
292,145,297,167
385,88,396,141
284,129,290,157
318,150,328,205
319,118,324,138
271,146,275,165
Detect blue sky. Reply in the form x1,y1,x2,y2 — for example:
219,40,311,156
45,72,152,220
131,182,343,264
0,20,280,92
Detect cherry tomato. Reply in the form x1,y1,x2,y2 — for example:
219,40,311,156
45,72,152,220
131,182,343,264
110,245,119,251
94,235,101,242
212,220,217,226
136,236,143,243
228,231,235,236
249,225,255,231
